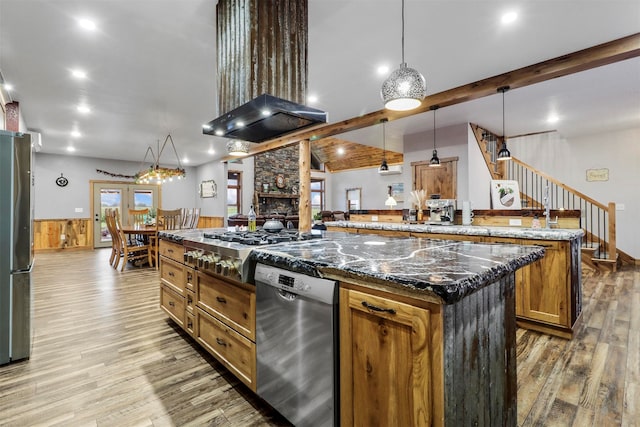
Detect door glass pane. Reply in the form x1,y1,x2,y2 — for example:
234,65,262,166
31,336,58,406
134,190,153,210
227,188,238,215
100,189,122,243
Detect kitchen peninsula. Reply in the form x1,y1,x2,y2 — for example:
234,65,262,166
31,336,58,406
326,221,585,339
158,229,544,426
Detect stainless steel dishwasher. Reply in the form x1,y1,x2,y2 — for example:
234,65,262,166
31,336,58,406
254,263,338,427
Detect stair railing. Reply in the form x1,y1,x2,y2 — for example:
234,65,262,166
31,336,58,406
470,123,616,262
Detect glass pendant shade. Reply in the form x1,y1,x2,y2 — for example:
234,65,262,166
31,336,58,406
227,140,250,156
382,63,426,111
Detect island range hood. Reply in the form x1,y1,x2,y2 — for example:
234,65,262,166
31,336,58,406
203,94,328,143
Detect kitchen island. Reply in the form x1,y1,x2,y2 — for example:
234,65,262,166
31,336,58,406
326,221,584,339
159,229,544,426
247,233,544,427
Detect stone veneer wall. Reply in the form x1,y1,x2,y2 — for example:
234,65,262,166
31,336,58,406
254,145,300,216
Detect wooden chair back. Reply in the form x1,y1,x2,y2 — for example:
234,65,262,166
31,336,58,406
104,208,122,269
128,208,149,227
157,208,182,231
181,208,201,229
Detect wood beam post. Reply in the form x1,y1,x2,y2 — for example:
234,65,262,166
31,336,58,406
298,139,311,232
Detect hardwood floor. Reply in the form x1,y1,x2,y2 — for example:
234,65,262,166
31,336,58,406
0,249,637,426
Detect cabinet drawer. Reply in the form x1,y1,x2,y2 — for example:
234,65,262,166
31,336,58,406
523,239,565,251
160,258,185,295
196,307,256,391
197,272,256,341
160,240,184,263
185,311,195,337
160,284,184,328
185,267,196,292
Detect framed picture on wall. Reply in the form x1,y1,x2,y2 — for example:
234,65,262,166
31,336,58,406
199,179,217,198
391,182,404,202
490,180,521,210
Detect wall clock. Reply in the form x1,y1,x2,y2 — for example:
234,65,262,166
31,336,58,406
56,173,68,187
275,174,285,189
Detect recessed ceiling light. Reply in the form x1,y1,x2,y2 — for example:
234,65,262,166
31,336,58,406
337,147,345,155
307,95,318,104
77,104,91,114
501,11,518,24
3,83,13,91
207,148,215,155
182,157,189,164
547,114,560,124
78,18,97,31
66,146,76,152
377,65,390,75
71,69,87,79
71,130,82,138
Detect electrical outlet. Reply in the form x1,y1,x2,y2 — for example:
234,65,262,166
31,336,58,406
60,234,65,240
509,218,522,226
75,207,83,213
371,215,379,222
616,203,625,211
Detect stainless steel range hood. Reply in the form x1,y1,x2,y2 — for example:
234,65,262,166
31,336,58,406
203,94,328,143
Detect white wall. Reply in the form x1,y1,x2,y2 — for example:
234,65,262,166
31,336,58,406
33,153,197,219
511,127,640,258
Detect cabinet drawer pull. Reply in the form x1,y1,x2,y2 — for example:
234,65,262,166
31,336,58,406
216,338,227,347
187,273,193,281
187,320,193,329
168,271,175,277
537,244,554,248
216,296,227,304
361,301,396,315
168,301,175,307
167,248,174,253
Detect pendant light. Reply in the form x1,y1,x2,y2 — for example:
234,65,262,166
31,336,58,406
379,118,389,171
497,86,512,161
381,0,426,111
429,105,441,167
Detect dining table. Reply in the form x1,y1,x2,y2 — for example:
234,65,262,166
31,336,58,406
118,224,158,267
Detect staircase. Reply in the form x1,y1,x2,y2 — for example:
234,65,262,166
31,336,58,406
470,124,630,272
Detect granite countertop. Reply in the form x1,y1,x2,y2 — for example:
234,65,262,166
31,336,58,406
325,221,584,241
248,233,545,304
159,228,221,244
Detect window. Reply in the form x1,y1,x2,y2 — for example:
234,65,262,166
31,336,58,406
227,171,242,215
310,179,325,218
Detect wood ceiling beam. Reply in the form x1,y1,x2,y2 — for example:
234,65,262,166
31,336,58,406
220,32,640,162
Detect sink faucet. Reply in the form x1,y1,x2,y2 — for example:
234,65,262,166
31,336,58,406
543,184,558,229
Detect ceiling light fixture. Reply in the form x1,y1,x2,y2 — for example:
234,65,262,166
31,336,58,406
136,134,186,184
381,0,426,111
497,86,512,161
71,69,87,79
226,139,250,157
77,104,90,114
77,18,97,31
429,105,441,167
379,118,389,171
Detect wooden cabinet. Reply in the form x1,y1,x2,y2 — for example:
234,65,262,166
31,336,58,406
195,272,256,390
196,307,256,389
340,287,442,426
158,238,258,390
337,227,580,339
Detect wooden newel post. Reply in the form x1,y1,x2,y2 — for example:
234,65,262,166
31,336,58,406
298,139,311,232
607,202,617,265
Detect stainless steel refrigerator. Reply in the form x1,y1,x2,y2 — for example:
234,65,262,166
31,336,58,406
0,130,33,365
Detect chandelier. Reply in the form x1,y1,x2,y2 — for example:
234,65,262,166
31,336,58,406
136,134,186,184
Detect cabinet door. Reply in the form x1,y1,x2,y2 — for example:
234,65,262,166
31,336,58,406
340,288,432,427
519,241,569,326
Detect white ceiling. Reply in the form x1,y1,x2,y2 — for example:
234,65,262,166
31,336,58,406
1,0,639,165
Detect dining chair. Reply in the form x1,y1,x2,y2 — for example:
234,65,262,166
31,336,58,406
149,208,182,269
181,208,201,229
104,208,122,269
128,208,149,244
115,210,150,271
190,208,201,228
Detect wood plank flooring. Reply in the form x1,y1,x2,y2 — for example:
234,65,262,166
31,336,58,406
0,249,638,426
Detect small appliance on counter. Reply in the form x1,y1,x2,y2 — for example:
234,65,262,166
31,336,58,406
425,199,456,225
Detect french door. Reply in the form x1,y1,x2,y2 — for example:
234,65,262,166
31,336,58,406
92,182,159,248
